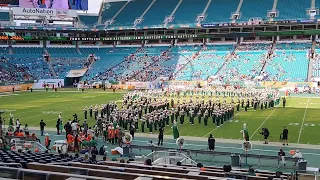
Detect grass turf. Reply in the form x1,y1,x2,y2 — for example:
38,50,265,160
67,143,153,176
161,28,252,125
1,89,320,145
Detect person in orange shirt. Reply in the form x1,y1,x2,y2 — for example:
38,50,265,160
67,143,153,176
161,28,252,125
114,126,119,144
44,133,51,149
108,126,115,145
16,130,24,137
67,133,74,151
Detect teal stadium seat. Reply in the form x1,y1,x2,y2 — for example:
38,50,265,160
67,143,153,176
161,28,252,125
219,51,266,82
13,47,44,55
47,48,79,56
110,0,152,27
0,11,10,21
170,0,208,25
239,0,273,22
79,15,99,27
276,0,310,20
101,1,126,23
266,50,309,82
83,47,138,81
204,0,239,23
138,0,179,27
177,52,227,80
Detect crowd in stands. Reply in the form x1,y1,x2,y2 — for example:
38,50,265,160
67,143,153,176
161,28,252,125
237,43,272,51
0,58,33,83
7,56,53,79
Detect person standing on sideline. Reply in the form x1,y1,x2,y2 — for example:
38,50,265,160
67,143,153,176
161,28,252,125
56,119,60,135
278,148,286,166
282,97,286,108
158,126,164,146
82,120,88,134
282,126,288,146
40,120,46,136
208,134,215,151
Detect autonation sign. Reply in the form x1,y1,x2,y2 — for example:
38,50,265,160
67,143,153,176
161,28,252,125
13,7,56,16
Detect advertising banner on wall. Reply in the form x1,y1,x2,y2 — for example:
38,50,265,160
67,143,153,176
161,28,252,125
32,79,64,89
19,0,88,10
66,69,88,78
125,82,152,90
13,7,56,16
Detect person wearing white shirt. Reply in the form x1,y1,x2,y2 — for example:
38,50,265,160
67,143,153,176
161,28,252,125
293,150,303,166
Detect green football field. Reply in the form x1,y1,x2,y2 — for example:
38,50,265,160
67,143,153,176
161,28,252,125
1,89,320,145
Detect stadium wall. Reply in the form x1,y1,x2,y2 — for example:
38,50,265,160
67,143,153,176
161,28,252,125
0,84,33,92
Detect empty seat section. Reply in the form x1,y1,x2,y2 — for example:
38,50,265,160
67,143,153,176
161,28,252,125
276,0,310,20
101,2,126,23
47,48,79,56
79,15,99,26
170,0,208,24
204,0,239,23
111,0,152,27
13,47,43,55
239,0,272,22
139,0,179,27
0,12,10,21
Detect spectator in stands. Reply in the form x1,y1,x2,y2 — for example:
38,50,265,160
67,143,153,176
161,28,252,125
292,150,303,166
278,148,286,166
268,171,283,180
208,134,215,151
144,159,152,166
44,133,51,149
102,156,107,161
248,167,256,176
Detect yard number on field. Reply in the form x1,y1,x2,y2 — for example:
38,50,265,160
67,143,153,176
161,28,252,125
289,123,316,127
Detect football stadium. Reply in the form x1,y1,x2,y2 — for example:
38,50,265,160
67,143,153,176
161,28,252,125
1,0,320,179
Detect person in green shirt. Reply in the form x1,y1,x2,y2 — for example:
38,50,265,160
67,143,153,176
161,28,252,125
89,137,98,148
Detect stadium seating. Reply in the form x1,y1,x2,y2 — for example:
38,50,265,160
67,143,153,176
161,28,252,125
239,0,272,21
50,56,88,78
7,56,52,79
138,0,179,27
0,11,10,21
276,0,310,20
78,15,99,27
217,51,266,82
101,1,126,24
110,0,152,27
170,0,208,25
13,47,44,55
204,0,238,23
312,50,320,77
275,42,311,50
265,50,309,82
0,47,8,55
203,44,235,52
47,47,79,56
0,58,33,82
237,43,271,51
177,52,227,80
83,47,139,81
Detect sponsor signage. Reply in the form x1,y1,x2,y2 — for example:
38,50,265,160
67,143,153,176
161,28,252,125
19,0,88,10
13,7,56,16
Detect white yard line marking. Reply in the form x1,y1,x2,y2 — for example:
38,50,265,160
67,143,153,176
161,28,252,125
297,98,310,143
250,106,278,139
203,111,241,137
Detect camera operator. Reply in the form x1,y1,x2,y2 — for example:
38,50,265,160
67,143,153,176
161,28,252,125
260,127,270,144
